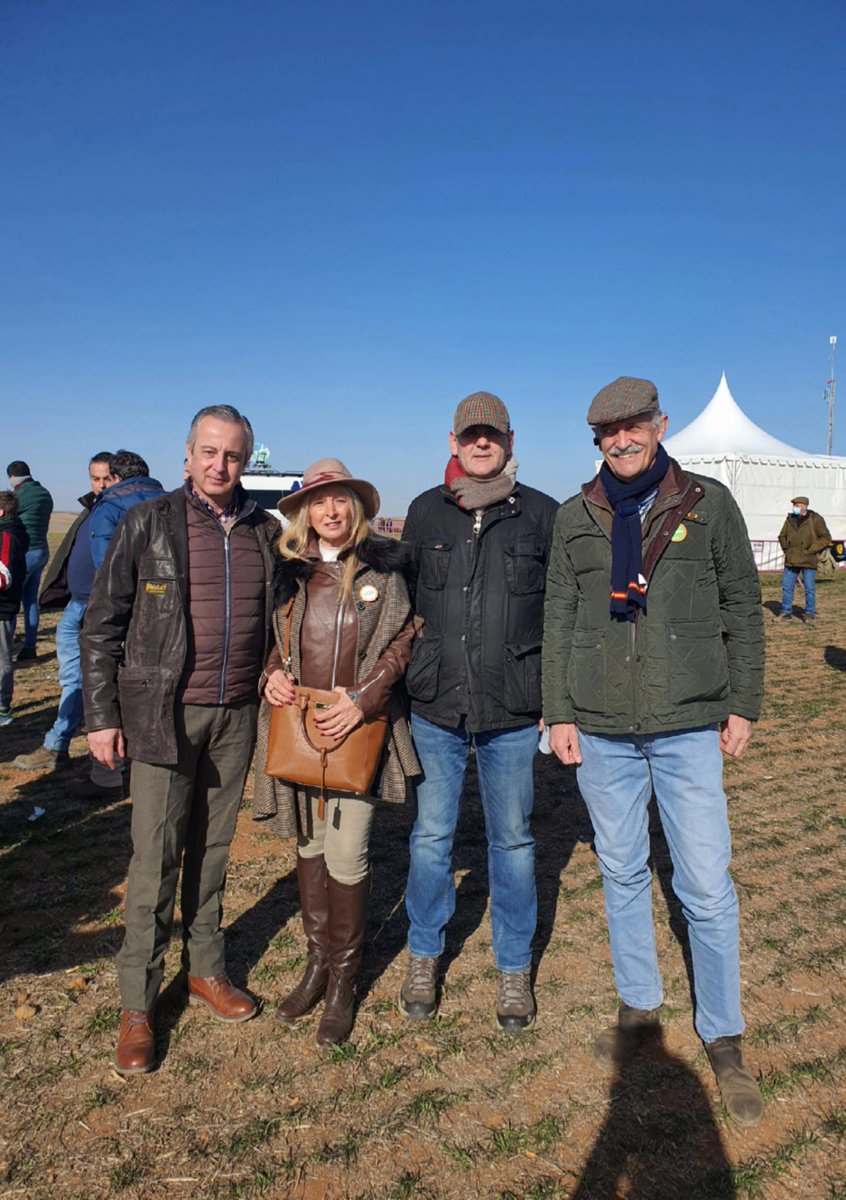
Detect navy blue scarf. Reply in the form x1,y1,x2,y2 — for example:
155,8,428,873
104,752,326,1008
600,445,670,621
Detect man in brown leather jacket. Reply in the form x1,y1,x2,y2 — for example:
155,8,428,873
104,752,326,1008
80,405,277,1075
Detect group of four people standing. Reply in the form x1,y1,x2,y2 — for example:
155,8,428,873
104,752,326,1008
80,379,764,1129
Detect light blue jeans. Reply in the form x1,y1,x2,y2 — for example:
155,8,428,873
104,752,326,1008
19,545,49,649
576,726,743,1043
43,599,86,752
781,567,816,616
405,714,538,973
43,598,122,785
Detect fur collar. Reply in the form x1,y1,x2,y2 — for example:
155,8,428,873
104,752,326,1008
272,534,408,606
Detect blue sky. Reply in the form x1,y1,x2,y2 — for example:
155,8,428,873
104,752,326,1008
2,0,844,513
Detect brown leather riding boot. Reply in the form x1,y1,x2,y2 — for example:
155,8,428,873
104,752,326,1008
277,854,330,1025
316,873,369,1046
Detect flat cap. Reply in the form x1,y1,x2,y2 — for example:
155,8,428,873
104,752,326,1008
587,376,659,426
791,496,809,506
454,391,511,435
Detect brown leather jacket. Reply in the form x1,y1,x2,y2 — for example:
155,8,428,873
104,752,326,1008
253,534,421,836
80,486,277,765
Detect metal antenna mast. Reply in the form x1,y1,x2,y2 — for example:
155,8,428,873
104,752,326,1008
826,336,837,456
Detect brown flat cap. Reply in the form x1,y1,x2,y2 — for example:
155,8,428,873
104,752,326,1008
791,496,809,506
587,376,659,426
454,391,511,435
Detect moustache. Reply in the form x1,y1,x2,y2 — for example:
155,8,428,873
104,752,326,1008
608,445,643,458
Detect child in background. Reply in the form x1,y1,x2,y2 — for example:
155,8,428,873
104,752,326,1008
0,490,29,725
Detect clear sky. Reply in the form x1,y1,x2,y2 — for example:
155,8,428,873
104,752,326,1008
2,0,844,513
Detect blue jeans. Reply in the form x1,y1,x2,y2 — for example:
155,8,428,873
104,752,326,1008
781,567,816,615
405,714,538,973
43,599,86,752
18,545,50,649
576,726,743,1043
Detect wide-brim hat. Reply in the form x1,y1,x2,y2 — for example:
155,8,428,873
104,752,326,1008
277,458,380,519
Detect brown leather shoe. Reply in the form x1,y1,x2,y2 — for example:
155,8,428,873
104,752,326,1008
114,1009,156,1075
187,974,257,1022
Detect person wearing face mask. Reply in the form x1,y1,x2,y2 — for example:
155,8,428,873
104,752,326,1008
398,392,558,1034
776,496,831,623
542,376,765,1128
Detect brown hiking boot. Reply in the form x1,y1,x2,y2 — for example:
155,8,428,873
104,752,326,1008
13,745,70,771
593,1002,661,1070
496,969,536,1034
399,954,439,1020
705,1035,764,1127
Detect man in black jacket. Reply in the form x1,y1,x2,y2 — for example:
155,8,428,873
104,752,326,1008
81,405,276,1076
399,392,557,1032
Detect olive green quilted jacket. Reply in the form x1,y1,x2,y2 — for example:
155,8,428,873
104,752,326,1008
542,460,764,735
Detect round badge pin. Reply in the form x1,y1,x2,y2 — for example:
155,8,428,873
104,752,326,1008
671,524,688,543
359,584,379,603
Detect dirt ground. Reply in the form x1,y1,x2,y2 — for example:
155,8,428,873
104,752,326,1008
2,572,845,1200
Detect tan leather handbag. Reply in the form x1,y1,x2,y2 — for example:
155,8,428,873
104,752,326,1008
264,602,388,817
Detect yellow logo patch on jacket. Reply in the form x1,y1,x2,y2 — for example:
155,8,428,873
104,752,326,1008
145,582,168,595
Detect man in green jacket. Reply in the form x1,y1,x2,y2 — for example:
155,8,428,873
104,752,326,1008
542,376,765,1127
776,496,831,622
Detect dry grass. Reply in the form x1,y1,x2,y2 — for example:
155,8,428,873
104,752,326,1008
1,572,846,1199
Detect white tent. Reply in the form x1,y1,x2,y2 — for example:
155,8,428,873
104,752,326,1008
663,374,846,559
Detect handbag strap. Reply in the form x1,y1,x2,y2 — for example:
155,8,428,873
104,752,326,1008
281,598,295,672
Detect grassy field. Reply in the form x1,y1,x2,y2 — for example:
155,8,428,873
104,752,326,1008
1,572,845,1199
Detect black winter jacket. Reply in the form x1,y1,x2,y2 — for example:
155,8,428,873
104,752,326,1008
80,486,277,765
402,481,558,732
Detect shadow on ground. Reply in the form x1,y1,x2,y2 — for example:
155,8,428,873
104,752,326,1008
571,1025,735,1199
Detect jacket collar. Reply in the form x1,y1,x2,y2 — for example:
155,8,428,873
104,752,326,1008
582,456,692,513
272,534,409,606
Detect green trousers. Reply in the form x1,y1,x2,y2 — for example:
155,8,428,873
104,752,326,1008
116,701,258,1011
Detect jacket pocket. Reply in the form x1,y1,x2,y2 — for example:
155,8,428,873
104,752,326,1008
418,540,452,590
117,665,178,761
667,621,730,705
504,535,546,594
566,629,607,716
406,635,442,703
503,640,542,714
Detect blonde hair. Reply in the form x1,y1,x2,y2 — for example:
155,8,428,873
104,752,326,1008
276,485,370,602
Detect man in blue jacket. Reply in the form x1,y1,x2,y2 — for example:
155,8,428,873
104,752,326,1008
89,451,165,569
14,451,163,796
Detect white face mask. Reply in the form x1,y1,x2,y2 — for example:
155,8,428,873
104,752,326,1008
792,506,802,516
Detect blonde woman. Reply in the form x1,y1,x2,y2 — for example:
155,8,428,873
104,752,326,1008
253,459,419,1044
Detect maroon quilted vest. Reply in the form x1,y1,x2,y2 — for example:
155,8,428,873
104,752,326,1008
179,499,266,705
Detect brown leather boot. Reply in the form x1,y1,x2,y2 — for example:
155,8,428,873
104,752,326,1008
316,873,369,1046
114,1009,156,1075
593,1002,662,1070
705,1035,764,1127
277,854,330,1025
